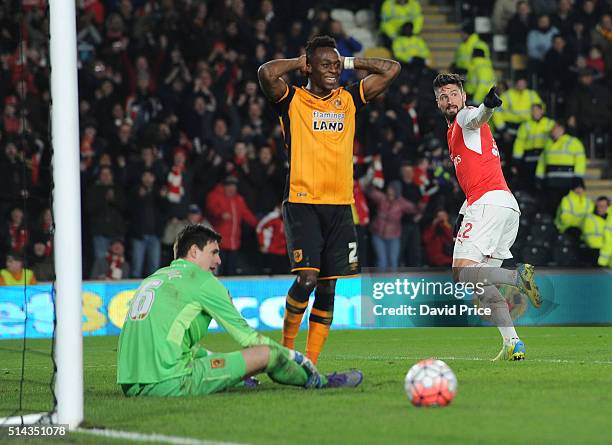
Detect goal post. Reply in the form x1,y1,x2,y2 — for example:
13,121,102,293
0,0,84,429
49,0,84,430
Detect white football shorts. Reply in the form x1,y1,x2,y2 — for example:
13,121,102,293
453,204,520,263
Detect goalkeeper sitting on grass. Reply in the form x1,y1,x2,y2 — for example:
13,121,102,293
117,224,362,396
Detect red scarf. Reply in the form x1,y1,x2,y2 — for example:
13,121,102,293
9,223,28,252
166,164,185,203
106,253,124,280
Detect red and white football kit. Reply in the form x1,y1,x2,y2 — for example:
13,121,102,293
447,104,520,264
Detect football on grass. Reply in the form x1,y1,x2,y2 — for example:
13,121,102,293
404,359,457,407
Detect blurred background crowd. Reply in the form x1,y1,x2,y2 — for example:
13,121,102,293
0,0,610,284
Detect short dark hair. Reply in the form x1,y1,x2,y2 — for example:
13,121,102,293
433,73,464,93
305,35,337,64
596,196,610,204
174,224,222,259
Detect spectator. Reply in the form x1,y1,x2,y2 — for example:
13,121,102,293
205,176,258,275
492,0,523,34
422,209,453,267
161,203,211,266
380,0,424,42
91,239,130,280
129,170,164,278
575,0,601,32
591,14,612,77
555,178,593,235
256,204,288,274
329,20,363,84
29,238,54,282
566,68,612,139
542,34,576,93
567,20,592,57
392,22,430,65
537,124,586,212
162,147,192,219
582,196,609,265
1,206,29,254
585,45,606,77
398,163,425,267
85,166,126,259
367,180,418,271
0,142,29,218
507,1,536,55
465,48,496,104
551,0,576,38
527,15,559,77
453,24,491,74
244,145,284,216
512,104,554,185
497,74,544,134
0,251,36,286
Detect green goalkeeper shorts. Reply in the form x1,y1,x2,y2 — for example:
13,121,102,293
122,351,247,397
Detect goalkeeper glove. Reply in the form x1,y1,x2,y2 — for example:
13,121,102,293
483,86,503,109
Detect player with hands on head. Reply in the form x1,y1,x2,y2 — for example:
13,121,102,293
258,36,400,364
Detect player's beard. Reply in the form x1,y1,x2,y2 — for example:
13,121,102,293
444,103,463,123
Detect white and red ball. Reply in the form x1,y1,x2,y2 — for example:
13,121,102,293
404,359,457,407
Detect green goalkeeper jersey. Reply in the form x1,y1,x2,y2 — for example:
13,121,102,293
117,259,274,384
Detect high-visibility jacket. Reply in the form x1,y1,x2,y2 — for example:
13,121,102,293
465,56,496,103
513,117,555,163
536,134,586,180
0,268,36,286
453,34,490,71
499,88,543,126
582,211,608,249
392,35,430,63
597,212,612,267
555,190,594,233
380,0,423,38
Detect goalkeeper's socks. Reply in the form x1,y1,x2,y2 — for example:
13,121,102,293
458,264,518,287
306,309,332,364
282,294,308,349
266,345,309,387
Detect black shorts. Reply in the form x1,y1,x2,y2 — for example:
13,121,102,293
282,202,359,278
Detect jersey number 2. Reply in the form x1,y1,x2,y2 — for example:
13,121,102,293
129,279,161,321
348,242,358,264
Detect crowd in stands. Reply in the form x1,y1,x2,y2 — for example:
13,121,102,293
0,0,610,284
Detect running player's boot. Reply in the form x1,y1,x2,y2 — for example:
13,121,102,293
324,370,364,388
516,263,542,308
492,340,526,361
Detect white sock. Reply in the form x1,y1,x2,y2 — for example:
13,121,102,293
498,326,519,344
459,264,518,286
478,286,519,343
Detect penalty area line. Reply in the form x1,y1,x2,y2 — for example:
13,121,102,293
74,427,252,445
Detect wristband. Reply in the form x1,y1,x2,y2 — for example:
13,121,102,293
343,57,354,70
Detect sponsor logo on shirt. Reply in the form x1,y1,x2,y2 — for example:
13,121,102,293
312,111,345,132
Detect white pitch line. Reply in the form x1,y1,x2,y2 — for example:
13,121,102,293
332,355,612,365
74,428,252,445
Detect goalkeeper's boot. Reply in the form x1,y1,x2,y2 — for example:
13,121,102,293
492,340,525,361
243,376,260,388
516,263,542,308
324,370,364,388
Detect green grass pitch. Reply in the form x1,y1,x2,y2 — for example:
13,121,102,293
1,327,611,444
